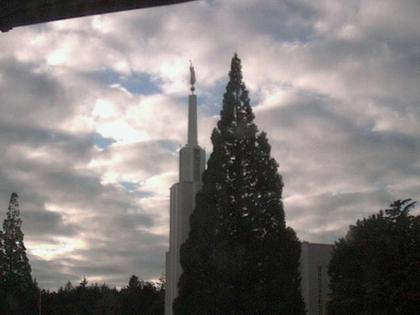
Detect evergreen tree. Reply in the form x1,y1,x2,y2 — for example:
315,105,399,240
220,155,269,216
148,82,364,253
128,274,144,290
64,280,74,292
174,54,304,315
328,199,420,315
120,275,143,315
0,192,38,314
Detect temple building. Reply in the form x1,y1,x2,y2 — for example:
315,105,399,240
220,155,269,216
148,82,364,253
164,64,206,315
300,242,334,315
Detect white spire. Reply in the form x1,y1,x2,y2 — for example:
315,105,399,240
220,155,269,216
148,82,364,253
165,63,206,315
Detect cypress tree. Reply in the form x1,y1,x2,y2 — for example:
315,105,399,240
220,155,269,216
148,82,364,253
0,192,38,314
174,54,304,315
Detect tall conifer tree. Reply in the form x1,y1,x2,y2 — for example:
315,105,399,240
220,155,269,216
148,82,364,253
0,193,38,314
174,54,304,315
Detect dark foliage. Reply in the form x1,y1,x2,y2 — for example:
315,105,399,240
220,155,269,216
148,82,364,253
41,275,164,315
174,54,304,315
0,192,39,315
328,199,420,315
120,275,165,315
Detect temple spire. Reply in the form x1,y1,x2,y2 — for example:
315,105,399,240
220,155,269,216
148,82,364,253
187,62,197,146
165,62,206,315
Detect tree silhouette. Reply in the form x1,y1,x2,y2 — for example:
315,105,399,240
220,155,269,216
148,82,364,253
0,192,38,314
174,54,304,315
120,275,143,314
328,199,420,315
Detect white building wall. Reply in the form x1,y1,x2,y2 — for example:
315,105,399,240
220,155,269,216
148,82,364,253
300,242,333,315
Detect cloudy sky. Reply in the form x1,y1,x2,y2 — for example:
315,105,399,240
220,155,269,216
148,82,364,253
0,0,419,290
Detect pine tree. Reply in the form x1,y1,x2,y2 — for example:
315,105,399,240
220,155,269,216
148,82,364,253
0,193,32,285
0,192,38,314
174,54,304,315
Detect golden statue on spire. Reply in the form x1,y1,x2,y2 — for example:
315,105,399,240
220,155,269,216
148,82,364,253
189,60,196,93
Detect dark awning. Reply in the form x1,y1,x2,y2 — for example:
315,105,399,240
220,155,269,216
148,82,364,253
0,0,198,32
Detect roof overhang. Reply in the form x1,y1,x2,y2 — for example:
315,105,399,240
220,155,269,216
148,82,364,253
0,0,197,32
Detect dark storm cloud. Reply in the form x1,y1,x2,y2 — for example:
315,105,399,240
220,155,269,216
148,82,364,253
0,122,94,161
0,58,74,126
21,209,79,236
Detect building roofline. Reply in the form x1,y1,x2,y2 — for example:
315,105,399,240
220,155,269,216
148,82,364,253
302,241,334,247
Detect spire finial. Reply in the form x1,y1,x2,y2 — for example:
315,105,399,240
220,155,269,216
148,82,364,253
189,60,196,94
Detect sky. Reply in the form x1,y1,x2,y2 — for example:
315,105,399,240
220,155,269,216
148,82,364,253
0,0,419,290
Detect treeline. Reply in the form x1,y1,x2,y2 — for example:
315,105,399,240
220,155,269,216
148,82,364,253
41,275,164,315
0,192,165,314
